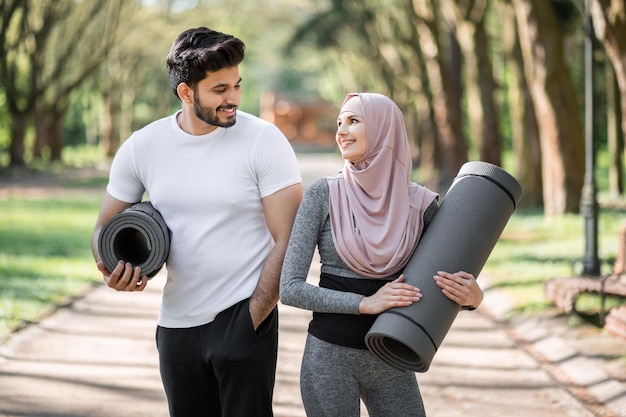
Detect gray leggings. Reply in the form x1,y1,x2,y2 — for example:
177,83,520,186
300,334,426,417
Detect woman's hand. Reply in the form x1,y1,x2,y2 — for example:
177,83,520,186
433,271,483,309
359,275,422,315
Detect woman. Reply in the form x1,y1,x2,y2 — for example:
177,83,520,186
280,93,483,417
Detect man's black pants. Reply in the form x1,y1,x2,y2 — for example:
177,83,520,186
156,298,279,417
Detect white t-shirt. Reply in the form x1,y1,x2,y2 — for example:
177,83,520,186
107,110,301,328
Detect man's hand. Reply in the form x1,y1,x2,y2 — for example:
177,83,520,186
98,260,148,292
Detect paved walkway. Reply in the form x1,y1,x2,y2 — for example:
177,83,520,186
0,153,625,416
0,271,622,416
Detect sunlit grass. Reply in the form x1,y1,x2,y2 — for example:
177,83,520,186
482,206,626,318
1,165,626,340
0,196,101,336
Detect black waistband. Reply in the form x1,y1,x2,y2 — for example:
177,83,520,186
308,273,388,350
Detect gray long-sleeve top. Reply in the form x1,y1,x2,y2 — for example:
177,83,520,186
280,178,401,315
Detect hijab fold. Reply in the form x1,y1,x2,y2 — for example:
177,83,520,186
328,93,439,278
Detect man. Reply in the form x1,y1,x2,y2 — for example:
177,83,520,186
91,27,302,417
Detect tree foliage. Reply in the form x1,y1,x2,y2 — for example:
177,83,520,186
0,0,123,165
284,0,624,215
0,0,625,216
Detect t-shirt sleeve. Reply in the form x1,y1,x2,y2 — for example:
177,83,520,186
254,124,302,198
106,136,146,203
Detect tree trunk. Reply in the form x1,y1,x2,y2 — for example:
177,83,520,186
402,4,443,186
48,114,64,161
591,0,626,189
409,70,440,186
513,0,585,215
33,99,52,160
118,86,137,151
9,113,29,167
411,0,468,190
33,115,48,160
473,18,502,166
607,63,624,197
500,0,543,207
410,93,440,187
442,18,468,180
101,89,121,157
445,0,502,166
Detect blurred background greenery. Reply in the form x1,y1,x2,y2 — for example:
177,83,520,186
2,0,626,215
0,194,102,336
1,0,626,338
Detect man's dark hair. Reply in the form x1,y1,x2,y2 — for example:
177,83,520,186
166,27,245,99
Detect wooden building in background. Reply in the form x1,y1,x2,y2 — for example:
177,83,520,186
260,92,337,150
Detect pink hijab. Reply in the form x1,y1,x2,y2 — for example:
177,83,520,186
328,93,439,278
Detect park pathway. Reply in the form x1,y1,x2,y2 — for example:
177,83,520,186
0,269,606,417
0,152,623,416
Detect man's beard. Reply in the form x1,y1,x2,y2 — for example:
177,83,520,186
193,96,237,128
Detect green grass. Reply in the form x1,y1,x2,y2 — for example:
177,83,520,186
1,162,625,340
0,196,102,336
482,205,626,318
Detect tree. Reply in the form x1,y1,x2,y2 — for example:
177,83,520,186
606,64,624,197
0,0,122,166
406,0,468,188
33,0,122,161
442,0,502,166
285,0,472,189
498,0,543,207
0,0,55,166
591,0,626,197
513,0,585,215
96,0,302,157
97,3,171,157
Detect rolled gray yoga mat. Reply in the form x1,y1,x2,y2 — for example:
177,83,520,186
98,201,170,279
365,161,522,372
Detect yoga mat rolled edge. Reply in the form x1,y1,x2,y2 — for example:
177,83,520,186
365,161,522,372
98,201,171,279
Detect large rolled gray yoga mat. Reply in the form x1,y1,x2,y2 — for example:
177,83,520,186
98,201,171,279
365,161,522,372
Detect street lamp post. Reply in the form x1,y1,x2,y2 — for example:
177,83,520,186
580,0,601,276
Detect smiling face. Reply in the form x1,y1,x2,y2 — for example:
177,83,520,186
336,96,367,163
192,66,242,128
177,65,242,134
